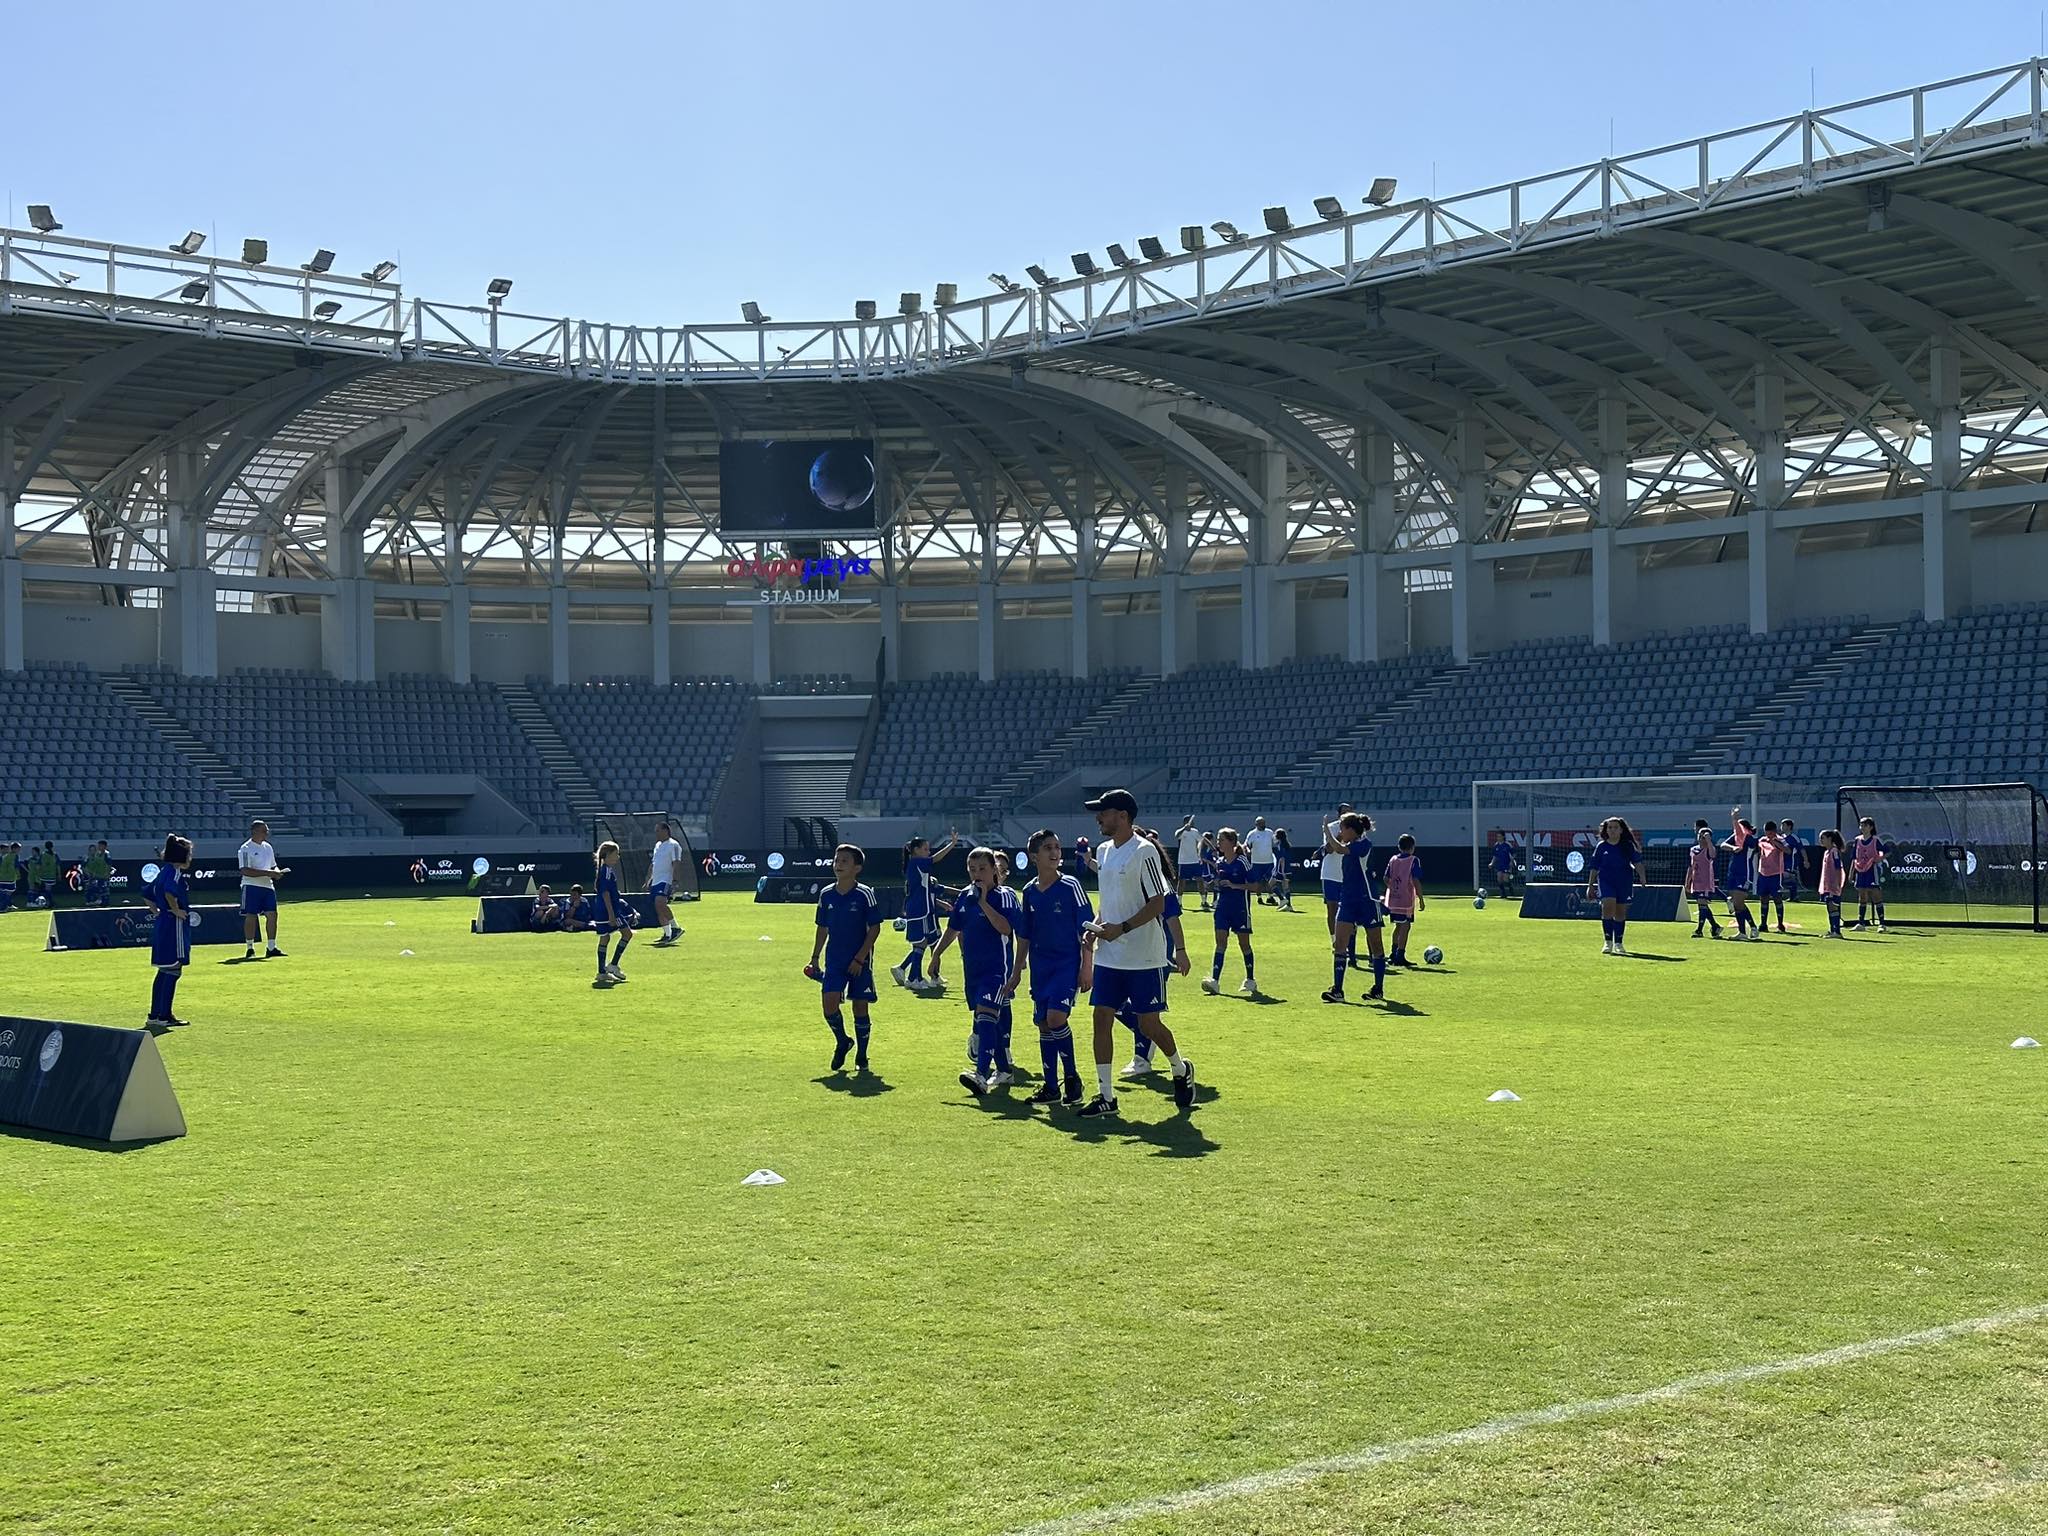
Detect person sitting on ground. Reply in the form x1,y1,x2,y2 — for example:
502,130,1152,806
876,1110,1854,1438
563,883,591,932
530,885,563,931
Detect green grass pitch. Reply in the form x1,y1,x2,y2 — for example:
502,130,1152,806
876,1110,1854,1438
5,891,2046,1535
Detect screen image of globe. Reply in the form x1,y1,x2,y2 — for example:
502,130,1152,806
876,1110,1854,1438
809,446,876,513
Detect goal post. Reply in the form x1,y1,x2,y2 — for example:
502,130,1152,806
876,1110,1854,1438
1472,774,1760,895
1835,783,2046,930
590,810,701,902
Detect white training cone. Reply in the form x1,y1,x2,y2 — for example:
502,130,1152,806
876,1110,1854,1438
1487,1089,1521,1103
385,920,396,927
399,948,415,957
740,1169,786,1186
2013,1037,2041,1049
758,935,774,942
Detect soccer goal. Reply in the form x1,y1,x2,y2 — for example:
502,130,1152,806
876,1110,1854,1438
1836,783,2047,930
591,811,701,901
1472,774,1760,895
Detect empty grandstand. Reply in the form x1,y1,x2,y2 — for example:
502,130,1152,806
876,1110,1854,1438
4,60,2048,859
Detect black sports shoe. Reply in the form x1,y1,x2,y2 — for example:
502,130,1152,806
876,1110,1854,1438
1062,1085,1085,1106
1320,988,1345,1003
1077,1094,1119,1117
266,947,286,958
1027,1084,1062,1105
1173,1061,1196,1110
958,1069,988,1097
831,1035,853,1071
1366,985,1384,1000
855,1052,870,1072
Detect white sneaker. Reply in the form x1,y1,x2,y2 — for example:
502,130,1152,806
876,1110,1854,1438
1120,1058,1152,1078
1600,939,1613,955
990,1070,1015,1087
606,965,626,981
1200,976,1219,995
889,963,909,987
1613,944,1626,956
1238,979,1257,996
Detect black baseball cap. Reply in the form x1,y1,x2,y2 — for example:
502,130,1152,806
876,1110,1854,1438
1084,788,1139,815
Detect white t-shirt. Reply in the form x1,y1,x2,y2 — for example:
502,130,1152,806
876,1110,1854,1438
649,837,683,889
238,839,278,888
1092,835,1168,971
1244,827,1277,865
1175,826,1206,864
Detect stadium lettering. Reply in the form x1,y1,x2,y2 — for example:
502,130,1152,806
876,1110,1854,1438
723,557,874,583
756,587,842,605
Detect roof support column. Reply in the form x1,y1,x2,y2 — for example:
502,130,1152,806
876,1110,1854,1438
1348,427,1402,663
1447,413,1494,665
1922,341,1970,624
0,425,21,673
320,459,372,682
1070,467,1095,680
651,384,673,687
1747,368,1797,635
875,584,901,685
648,587,671,688
1160,466,1194,677
440,509,471,684
165,443,218,679
1242,446,1292,670
977,474,998,683
751,604,774,687
1590,391,1639,648
547,586,571,686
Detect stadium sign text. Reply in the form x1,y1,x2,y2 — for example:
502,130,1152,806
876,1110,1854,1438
724,557,873,584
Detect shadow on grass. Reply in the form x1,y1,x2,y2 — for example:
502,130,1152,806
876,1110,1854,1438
941,1094,1223,1158
0,1124,172,1154
1614,951,1688,962
143,1018,193,1038
812,1071,896,1098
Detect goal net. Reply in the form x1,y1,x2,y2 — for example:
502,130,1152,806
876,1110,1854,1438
1835,783,2045,930
1472,774,1761,894
590,811,701,901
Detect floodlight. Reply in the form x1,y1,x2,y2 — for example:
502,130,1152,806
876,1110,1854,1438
1106,243,1135,268
171,230,206,255
1179,225,1206,252
301,249,335,274
313,300,342,320
1070,252,1098,276
55,270,77,286
180,278,209,302
988,272,1014,291
363,260,397,283
898,292,922,315
741,300,767,323
1211,221,1244,244
1365,178,1398,206
776,346,793,360
242,238,269,264
486,277,514,303
1025,264,1054,287
1138,235,1167,261
26,204,59,233
1313,195,1345,221
934,282,958,307
1262,205,1292,234
854,299,877,321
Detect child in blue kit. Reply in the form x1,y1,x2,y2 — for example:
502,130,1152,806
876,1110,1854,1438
1009,828,1093,1107
808,843,882,1071
932,847,1024,1096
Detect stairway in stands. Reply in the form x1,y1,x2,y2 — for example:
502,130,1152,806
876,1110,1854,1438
101,673,298,834
1254,661,1473,805
1669,622,1902,775
976,674,1157,817
500,683,610,824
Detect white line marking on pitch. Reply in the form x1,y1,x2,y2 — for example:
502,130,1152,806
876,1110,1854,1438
1010,1301,2048,1536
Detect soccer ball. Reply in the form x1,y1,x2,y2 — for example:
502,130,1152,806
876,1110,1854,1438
891,917,907,932
1472,894,1486,910
1424,945,1444,965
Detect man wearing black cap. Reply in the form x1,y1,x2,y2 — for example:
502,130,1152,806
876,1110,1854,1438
1080,788,1195,1116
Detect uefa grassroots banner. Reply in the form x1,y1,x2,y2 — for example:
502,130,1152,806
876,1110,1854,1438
471,893,661,934
1519,884,1683,921
0,1016,186,1142
47,904,244,952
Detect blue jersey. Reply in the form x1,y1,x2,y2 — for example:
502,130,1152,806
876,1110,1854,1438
1020,875,1092,974
595,863,624,922
145,864,188,915
948,883,1021,987
815,881,881,968
1590,841,1637,891
1340,837,1375,905
1162,889,1184,965
1492,841,1514,872
1213,856,1253,927
903,856,937,919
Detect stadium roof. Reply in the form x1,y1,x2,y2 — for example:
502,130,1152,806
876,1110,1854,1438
6,57,2048,603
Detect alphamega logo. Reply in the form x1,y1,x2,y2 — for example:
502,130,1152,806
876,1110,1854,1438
725,556,874,584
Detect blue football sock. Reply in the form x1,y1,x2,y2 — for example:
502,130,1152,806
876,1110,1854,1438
1371,954,1386,987
907,947,923,980
1054,1026,1077,1085
1039,1032,1060,1085
1244,952,1255,982
1211,951,1225,982
596,935,611,971
825,1009,848,1043
1616,920,1627,945
1331,956,1346,990
161,972,180,1015
149,971,171,1017
853,1017,870,1055
974,1016,996,1076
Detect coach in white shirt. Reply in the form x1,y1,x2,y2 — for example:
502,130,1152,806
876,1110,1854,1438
238,819,289,959
1244,816,1278,902
1080,788,1196,1118
648,820,685,945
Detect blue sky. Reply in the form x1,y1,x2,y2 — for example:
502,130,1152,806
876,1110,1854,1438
10,1,2047,325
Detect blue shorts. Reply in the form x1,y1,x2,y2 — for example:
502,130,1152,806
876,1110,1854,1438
1178,863,1205,883
1090,965,1168,1016
240,885,277,916
1322,880,1343,903
1854,869,1879,889
1029,965,1081,1022
1596,879,1634,904
965,979,1008,1018
820,959,879,1004
1337,897,1381,928
901,912,938,945
648,881,672,899
151,913,190,970
1251,863,1275,888
1756,874,1782,899
1213,910,1253,935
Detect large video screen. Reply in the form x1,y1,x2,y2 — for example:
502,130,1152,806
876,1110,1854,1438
719,439,879,536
